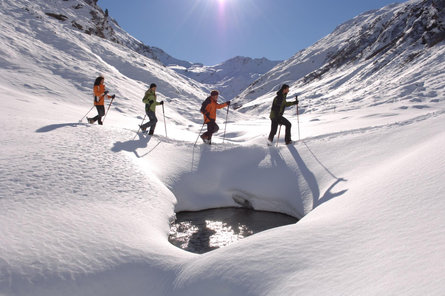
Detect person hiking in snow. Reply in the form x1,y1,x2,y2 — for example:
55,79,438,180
200,90,230,144
140,83,164,135
268,84,298,145
88,76,115,125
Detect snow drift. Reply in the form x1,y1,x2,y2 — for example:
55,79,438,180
1,0,445,295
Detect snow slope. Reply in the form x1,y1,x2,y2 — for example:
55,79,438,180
1,0,445,295
236,0,445,117
29,0,279,102
0,0,211,124
169,56,281,101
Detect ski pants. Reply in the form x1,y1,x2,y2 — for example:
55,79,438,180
140,110,158,133
202,121,219,141
268,116,291,143
92,105,105,125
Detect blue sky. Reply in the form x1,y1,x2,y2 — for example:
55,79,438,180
99,0,401,65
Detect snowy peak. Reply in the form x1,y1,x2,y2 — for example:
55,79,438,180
216,56,279,70
170,56,281,100
236,0,445,114
33,0,280,99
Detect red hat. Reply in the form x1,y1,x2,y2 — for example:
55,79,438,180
210,90,219,96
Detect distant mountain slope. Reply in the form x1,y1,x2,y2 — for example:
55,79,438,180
170,56,281,100
36,0,194,68
235,0,445,116
30,0,281,101
0,0,209,124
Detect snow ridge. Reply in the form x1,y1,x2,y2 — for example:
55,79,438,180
236,0,445,115
170,56,281,100
1,0,445,295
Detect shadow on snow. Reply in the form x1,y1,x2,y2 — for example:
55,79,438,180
111,133,161,158
35,122,88,133
173,142,347,219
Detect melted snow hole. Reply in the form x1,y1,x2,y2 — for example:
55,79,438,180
169,207,298,254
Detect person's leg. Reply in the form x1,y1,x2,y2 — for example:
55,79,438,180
146,111,158,135
97,105,105,125
89,115,98,123
201,121,218,143
268,119,279,142
207,122,219,143
201,122,213,141
279,116,292,143
140,110,150,131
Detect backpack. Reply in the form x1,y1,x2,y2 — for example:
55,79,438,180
200,97,211,114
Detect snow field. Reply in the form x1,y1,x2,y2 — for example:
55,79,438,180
1,0,445,295
2,84,445,294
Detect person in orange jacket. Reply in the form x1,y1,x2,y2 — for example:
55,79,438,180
88,76,115,125
200,90,230,144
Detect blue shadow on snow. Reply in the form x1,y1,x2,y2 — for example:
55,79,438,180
35,122,88,133
111,134,161,158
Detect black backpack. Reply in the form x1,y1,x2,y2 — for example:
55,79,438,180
200,97,211,115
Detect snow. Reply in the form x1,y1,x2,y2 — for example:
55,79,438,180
236,0,445,117
1,0,445,295
170,56,281,101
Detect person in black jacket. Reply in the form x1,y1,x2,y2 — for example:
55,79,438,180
268,84,298,145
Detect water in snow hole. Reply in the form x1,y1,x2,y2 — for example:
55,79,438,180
169,207,298,254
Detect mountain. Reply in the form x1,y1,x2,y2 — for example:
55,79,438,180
235,0,445,115
0,0,214,127
169,56,281,100
42,0,197,68
36,0,278,99
1,0,445,295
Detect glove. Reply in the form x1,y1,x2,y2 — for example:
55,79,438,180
104,90,109,95
111,94,115,99
295,98,299,105
226,101,231,106
160,101,164,105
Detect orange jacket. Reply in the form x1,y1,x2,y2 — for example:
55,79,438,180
93,84,111,106
201,96,228,123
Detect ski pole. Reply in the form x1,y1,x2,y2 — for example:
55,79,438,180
136,114,147,134
222,104,230,144
297,104,301,140
276,124,282,147
162,103,167,138
194,122,205,147
79,105,94,123
296,95,299,115
102,96,115,124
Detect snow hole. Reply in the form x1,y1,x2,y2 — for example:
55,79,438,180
169,207,298,254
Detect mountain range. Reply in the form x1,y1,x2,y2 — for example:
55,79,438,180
1,0,445,295
235,0,444,115
33,0,444,112
39,0,281,101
